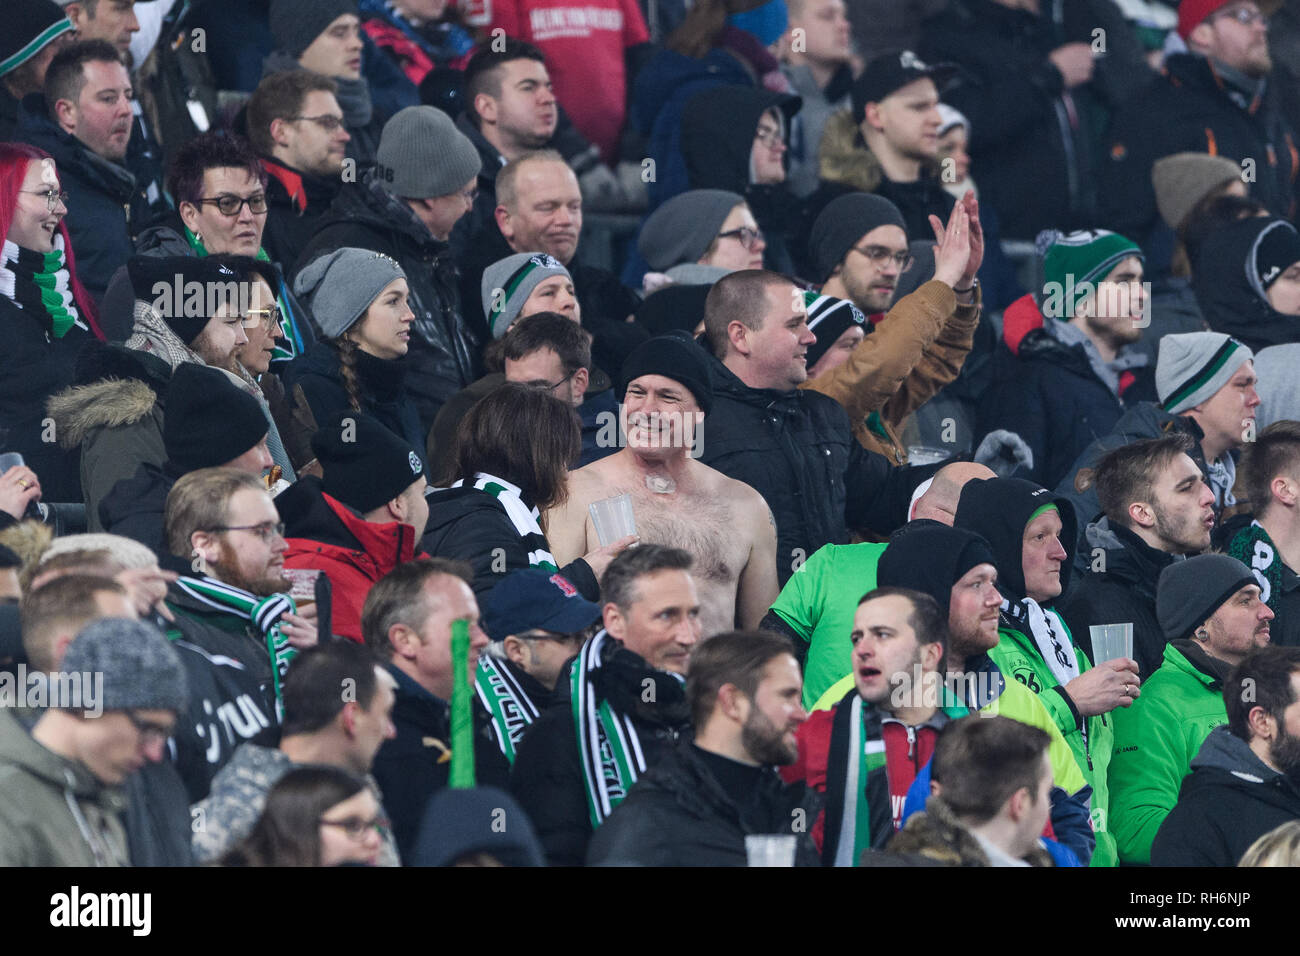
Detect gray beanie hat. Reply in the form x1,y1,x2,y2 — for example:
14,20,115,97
269,0,359,59
293,248,406,339
1152,152,1243,231
1157,331,1254,414
61,618,188,714
481,252,571,339
376,106,482,199
638,190,745,271
1156,554,1256,643
808,192,908,282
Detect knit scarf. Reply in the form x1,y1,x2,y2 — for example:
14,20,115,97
333,74,374,129
572,629,658,828
451,472,557,570
1003,596,1081,688
0,237,85,338
1229,519,1284,614
175,575,298,718
474,656,541,764
183,226,302,361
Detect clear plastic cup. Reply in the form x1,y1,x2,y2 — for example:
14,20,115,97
588,493,636,547
0,452,24,474
745,834,797,867
1089,623,1134,665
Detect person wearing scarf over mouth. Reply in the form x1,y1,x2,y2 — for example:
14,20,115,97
955,476,1143,867
0,141,103,503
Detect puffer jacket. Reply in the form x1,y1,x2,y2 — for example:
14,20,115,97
276,476,423,642
0,709,129,866
802,280,978,465
295,172,479,431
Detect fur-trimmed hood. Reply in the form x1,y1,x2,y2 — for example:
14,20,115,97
818,109,943,193
0,520,53,583
882,796,1054,867
45,343,171,450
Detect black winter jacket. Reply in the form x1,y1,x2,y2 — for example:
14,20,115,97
509,639,693,866
98,461,176,562
1151,725,1300,867
295,174,479,431
259,157,342,274
587,740,822,866
1059,517,1183,680
699,354,930,585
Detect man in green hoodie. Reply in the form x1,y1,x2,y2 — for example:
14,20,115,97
1108,553,1273,865
955,477,1142,867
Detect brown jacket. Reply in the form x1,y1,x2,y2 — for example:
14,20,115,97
802,280,980,464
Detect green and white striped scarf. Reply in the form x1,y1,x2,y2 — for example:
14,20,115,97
475,655,542,765
175,575,298,718
452,472,557,570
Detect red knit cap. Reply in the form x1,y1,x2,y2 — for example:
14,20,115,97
1178,0,1234,39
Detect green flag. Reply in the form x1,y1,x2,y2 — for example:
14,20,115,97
449,619,476,789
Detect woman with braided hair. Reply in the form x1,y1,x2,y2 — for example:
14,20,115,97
285,247,425,453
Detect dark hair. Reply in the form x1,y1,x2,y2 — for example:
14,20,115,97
931,715,1052,824
1226,646,1300,741
666,0,728,58
463,39,547,126
502,311,592,375
704,269,792,357
335,336,364,413
219,766,369,867
20,574,127,673
856,586,949,663
1184,194,1268,273
1095,434,1197,528
446,381,579,509
687,629,796,729
600,544,693,612
361,557,474,658
246,70,339,156
44,39,121,116
1240,421,1300,517
166,130,267,208
280,640,383,737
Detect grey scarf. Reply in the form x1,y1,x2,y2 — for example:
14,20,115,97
262,51,372,128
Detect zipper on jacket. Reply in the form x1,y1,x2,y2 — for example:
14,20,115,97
905,724,916,760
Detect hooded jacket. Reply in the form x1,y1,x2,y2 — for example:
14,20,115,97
1151,724,1300,867
509,637,693,866
699,352,928,586
587,739,822,866
0,709,129,866
954,477,1118,866
294,172,478,430
276,476,422,642
1059,517,1183,680
1193,217,1300,352
1107,638,1230,865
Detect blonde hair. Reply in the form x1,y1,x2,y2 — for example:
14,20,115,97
1239,820,1300,867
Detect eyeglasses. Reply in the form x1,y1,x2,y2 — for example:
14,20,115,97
320,814,390,840
1214,5,1267,27
125,710,173,747
526,370,576,392
288,114,346,132
717,226,765,251
194,193,268,216
242,305,283,331
21,189,69,212
459,184,479,204
851,244,914,271
207,521,286,543
755,125,785,147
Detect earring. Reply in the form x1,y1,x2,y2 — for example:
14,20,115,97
1195,628,1208,641
193,232,202,243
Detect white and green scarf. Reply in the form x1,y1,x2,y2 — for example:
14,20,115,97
452,472,557,570
0,236,87,338
474,656,542,764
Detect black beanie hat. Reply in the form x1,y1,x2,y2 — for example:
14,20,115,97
0,0,73,79
953,478,1077,601
128,255,275,347
803,291,866,369
1253,219,1300,291
619,331,714,414
311,410,426,514
1156,554,1255,644
269,0,360,59
876,520,997,616
163,363,269,472
808,193,908,283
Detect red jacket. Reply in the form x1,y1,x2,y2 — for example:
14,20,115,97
277,477,424,642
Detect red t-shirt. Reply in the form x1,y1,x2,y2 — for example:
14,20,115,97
471,0,649,164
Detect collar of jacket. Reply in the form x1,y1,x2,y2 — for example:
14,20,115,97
332,339,412,400
386,659,450,733
653,738,804,825
1166,638,1234,688
261,156,338,214
1082,516,1181,590
18,93,137,198
278,475,419,567
707,351,806,411
455,111,506,183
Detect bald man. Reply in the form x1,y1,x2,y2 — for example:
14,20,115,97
761,460,995,708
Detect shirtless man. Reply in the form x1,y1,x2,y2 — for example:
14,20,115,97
547,336,778,637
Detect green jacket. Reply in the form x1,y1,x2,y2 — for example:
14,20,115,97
0,710,129,866
1107,640,1229,865
990,614,1117,868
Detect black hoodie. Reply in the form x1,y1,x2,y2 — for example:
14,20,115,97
1194,217,1300,352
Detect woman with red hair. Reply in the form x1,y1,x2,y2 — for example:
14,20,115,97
0,142,103,503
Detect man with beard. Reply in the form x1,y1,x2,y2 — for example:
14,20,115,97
1152,645,1300,866
161,468,318,799
1061,435,1217,677
586,629,819,866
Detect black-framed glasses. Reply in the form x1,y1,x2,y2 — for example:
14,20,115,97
717,226,765,251
242,305,283,331
319,815,390,840
207,521,286,543
288,114,346,132
20,189,69,212
1214,5,1267,27
458,184,479,203
852,244,913,270
526,370,576,392
125,710,173,746
194,193,268,216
